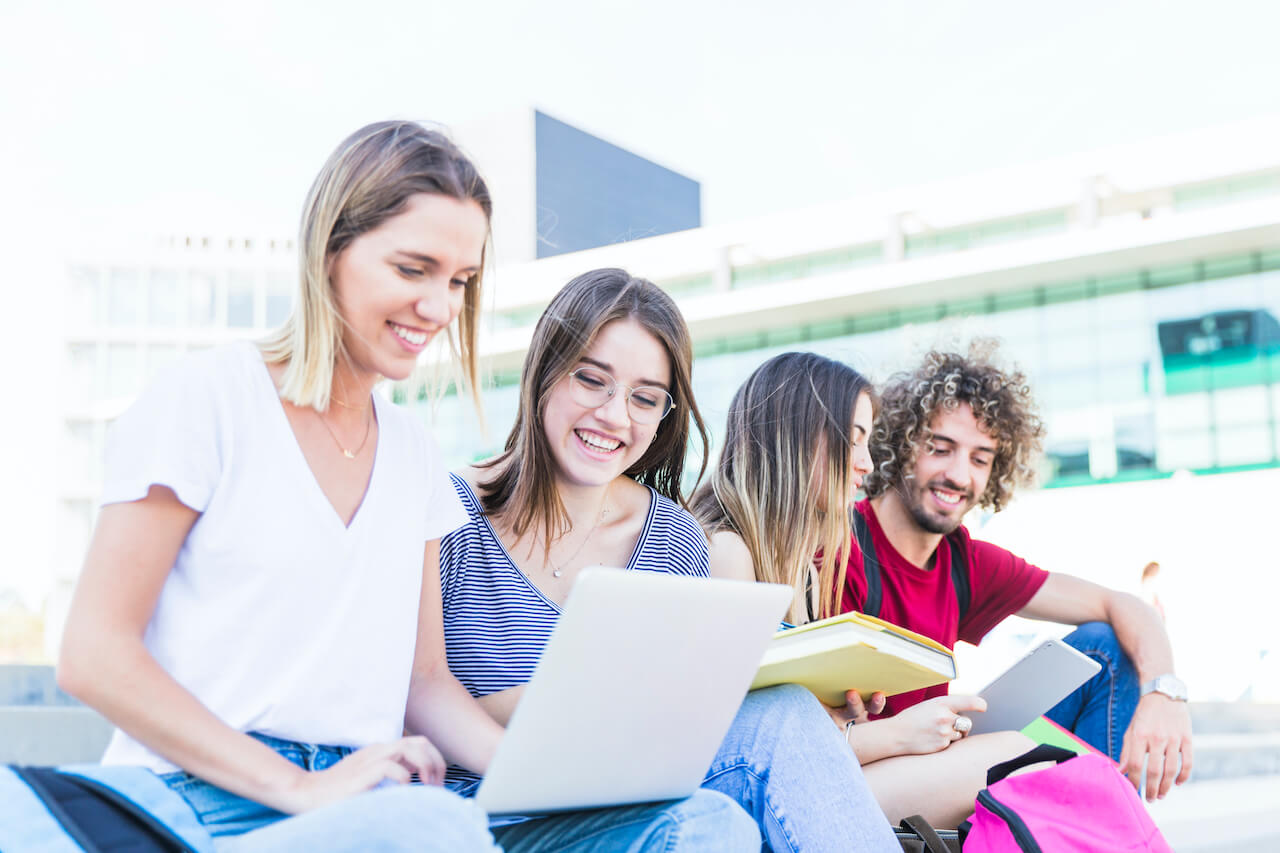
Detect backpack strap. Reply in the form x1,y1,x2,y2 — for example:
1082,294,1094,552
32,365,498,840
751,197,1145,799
986,744,1077,786
850,508,882,618
944,531,971,624
853,506,972,624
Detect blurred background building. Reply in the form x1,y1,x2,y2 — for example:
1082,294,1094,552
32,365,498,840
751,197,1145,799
41,118,1280,706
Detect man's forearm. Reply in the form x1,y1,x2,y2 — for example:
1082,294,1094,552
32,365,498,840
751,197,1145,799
1103,590,1175,683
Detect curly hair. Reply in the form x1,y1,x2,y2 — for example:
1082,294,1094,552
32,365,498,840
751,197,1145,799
863,339,1044,511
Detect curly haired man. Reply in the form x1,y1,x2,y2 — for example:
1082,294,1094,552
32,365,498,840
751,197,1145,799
832,341,1192,823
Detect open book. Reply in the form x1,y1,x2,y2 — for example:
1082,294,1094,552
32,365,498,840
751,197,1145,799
749,611,956,706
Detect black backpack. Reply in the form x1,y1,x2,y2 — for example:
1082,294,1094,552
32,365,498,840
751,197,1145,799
1,764,208,852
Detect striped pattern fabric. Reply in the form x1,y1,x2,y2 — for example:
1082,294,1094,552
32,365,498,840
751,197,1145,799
439,473,710,792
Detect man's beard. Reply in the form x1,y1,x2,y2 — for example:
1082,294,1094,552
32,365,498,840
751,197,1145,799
902,478,971,535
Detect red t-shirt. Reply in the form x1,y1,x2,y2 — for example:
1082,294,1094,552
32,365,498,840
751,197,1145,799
840,499,1049,718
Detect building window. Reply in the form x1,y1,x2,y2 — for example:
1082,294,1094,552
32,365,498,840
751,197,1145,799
107,268,142,327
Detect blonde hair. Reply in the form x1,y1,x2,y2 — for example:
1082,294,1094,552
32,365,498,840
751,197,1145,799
691,352,873,623
261,120,492,410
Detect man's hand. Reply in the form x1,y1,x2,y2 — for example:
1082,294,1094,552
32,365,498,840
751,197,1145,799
823,689,886,730
1119,693,1193,800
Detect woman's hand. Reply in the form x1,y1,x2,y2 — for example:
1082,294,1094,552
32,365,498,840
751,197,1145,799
276,736,446,814
885,694,988,755
823,689,887,729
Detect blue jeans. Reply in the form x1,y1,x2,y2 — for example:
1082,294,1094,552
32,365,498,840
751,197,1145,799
703,684,899,853
1046,622,1140,761
164,733,757,852
489,791,759,851
160,734,496,852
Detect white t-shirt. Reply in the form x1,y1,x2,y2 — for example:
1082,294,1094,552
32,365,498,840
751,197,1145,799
98,342,468,772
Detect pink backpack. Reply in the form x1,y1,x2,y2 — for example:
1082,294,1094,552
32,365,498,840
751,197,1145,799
959,744,1172,852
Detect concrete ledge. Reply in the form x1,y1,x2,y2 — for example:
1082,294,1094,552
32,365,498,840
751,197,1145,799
0,706,113,765
0,665,78,707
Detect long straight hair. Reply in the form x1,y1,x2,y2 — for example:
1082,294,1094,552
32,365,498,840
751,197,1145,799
261,120,492,411
692,352,873,623
477,268,710,548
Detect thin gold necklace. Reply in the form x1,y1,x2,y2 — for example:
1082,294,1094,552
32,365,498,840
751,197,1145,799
548,487,611,578
317,405,373,459
331,395,370,412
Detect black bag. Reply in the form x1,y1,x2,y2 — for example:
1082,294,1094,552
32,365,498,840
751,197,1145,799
895,814,963,853
1,764,207,852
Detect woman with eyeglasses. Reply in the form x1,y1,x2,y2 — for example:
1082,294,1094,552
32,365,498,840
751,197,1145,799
438,268,899,852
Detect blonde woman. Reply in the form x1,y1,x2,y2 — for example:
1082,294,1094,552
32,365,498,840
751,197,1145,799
691,351,875,624
59,121,506,851
695,352,1036,829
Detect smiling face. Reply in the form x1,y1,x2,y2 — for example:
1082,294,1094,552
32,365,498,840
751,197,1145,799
542,318,672,489
330,192,488,384
902,402,997,534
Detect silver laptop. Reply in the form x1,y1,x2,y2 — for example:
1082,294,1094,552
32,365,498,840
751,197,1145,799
475,568,791,815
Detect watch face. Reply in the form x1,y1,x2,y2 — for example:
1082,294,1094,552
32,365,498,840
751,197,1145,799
1146,675,1188,701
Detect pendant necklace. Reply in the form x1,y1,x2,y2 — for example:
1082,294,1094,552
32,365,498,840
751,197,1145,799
548,487,610,578
317,403,373,459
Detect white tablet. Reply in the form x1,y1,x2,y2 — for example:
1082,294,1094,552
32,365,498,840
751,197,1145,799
966,638,1102,736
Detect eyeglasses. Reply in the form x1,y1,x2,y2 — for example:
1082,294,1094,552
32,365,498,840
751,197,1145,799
567,367,675,425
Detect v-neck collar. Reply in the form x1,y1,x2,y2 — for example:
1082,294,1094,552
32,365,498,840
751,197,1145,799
252,345,383,533
455,475,656,613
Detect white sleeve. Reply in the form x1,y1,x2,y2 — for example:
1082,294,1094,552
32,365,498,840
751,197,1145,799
422,431,468,542
101,353,225,513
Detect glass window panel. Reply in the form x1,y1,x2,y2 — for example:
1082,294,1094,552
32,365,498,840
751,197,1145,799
56,499,93,575
107,268,142,326
1148,279,1206,326
66,344,97,405
227,271,256,328
1148,263,1199,290
189,271,218,328
1202,255,1257,282
1215,425,1273,467
1213,386,1270,427
1156,430,1213,471
1114,413,1157,471
1260,270,1280,315
1095,325,1153,368
147,269,181,327
1097,363,1146,403
62,422,94,484
1155,392,1212,433
1093,289,1146,330
1199,272,1262,314
1095,271,1143,298
148,345,181,374
1039,369,1097,410
105,343,140,399
67,266,102,327
265,270,293,328
1044,330,1096,373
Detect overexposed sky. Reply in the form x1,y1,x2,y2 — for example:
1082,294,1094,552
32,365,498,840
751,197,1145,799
3,0,1280,605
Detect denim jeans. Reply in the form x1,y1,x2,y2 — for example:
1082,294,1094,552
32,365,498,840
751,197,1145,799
703,684,899,853
160,733,497,852
489,791,759,851
1046,622,1140,761
164,733,758,852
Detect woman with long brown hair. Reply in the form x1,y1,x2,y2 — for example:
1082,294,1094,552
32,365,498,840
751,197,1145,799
439,269,899,852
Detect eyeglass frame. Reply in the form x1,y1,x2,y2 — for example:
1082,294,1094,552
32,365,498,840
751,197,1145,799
565,366,677,424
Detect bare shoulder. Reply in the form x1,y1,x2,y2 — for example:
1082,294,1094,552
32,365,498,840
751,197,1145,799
708,530,757,582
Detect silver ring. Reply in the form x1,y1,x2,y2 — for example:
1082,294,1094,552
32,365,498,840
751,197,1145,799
953,716,972,735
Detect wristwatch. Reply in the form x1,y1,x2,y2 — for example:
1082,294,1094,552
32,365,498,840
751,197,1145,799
1140,674,1188,702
